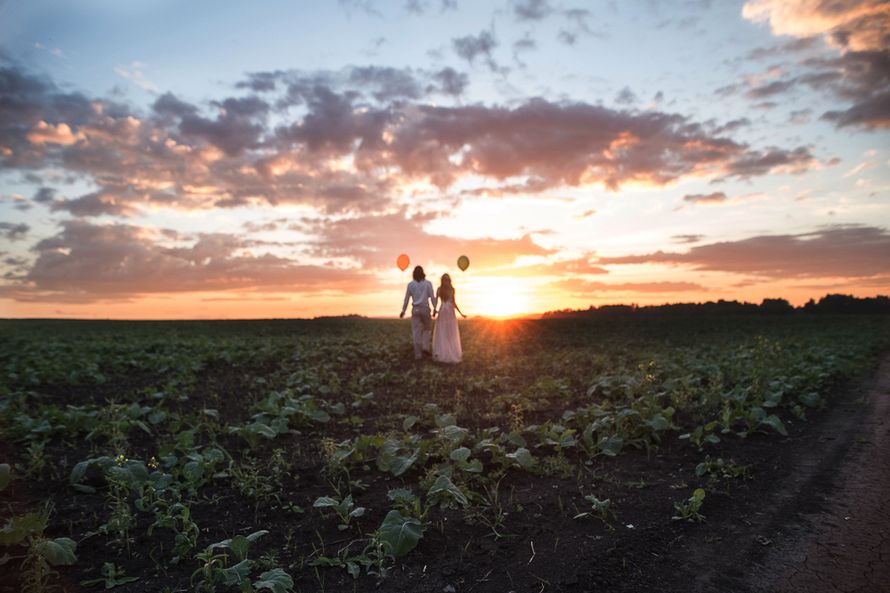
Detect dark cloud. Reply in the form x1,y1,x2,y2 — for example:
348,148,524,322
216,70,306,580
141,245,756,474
49,190,140,217
671,234,704,244
402,0,458,14
614,86,637,105
452,30,500,71
5,220,369,302
513,35,537,55
822,88,890,129
429,67,469,96
713,117,751,134
2,59,817,221
513,0,554,21
600,225,890,278
32,186,55,203
379,101,814,189
558,8,602,45
0,222,29,240
178,96,269,157
740,1,890,130
348,66,423,101
746,36,822,60
152,92,198,118
683,191,727,205
745,78,797,98
722,146,813,178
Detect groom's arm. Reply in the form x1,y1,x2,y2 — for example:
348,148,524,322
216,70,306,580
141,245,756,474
400,286,411,317
429,282,438,312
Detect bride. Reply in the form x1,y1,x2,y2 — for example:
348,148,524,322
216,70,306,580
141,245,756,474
432,273,466,364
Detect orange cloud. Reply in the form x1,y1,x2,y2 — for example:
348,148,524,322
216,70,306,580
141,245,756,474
27,121,84,145
743,0,890,51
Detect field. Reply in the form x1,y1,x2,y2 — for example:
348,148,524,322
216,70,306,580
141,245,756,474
2,315,888,593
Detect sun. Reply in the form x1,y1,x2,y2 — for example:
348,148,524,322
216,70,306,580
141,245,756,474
461,277,532,318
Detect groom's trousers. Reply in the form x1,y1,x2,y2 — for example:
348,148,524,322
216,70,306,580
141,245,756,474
411,305,432,358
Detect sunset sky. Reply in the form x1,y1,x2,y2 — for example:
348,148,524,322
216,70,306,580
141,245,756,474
1,0,888,319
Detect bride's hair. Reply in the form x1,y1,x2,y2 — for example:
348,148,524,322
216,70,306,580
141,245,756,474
439,273,454,302
413,266,425,282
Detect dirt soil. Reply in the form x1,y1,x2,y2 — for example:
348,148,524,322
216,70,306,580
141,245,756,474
7,350,889,593
649,353,890,593
321,354,890,593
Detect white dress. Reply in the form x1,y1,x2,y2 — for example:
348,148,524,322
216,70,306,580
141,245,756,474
433,300,462,364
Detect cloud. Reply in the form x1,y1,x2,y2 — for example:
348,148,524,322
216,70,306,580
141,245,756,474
822,89,890,129
671,234,704,244
178,96,270,157
683,191,727,205
308,209,554,269
380,101,814,189
742,0,890,52
49,190,141,217
614,86,638,105
2,59,817,220
452,30,501,71
789,108,813,124
740,2,889,130
0,222,29,240
554,279,705,295
32,187,56,203
114,61,159,93
3,220,369,302
428,67,469,96
26,121,85,145
599,225,890,278
513,0,554,21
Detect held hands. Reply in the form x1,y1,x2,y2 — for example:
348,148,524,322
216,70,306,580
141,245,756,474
433,310,437,318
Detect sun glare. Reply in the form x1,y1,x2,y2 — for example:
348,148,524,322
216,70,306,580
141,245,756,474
463,277,532,318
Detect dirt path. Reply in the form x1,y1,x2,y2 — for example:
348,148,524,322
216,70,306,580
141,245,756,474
744,353,890,593
647,354,890,593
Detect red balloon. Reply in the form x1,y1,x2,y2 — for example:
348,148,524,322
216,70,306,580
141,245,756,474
397,254,410,271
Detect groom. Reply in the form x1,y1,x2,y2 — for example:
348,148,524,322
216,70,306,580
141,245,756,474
400,265,438,360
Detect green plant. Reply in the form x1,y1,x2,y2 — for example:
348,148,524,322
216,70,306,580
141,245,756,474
0,509,78,593
313,494,366,530
695,456,751,482
80,562,140,589
672,488,706,522
207,530,269,563
574,494,614,525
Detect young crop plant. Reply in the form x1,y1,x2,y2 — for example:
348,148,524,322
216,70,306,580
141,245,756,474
0,508,78,593
672,488,706,522
80,562,140,589
574,494,615,526
193,530,294,593
695,456,752,483
148,501,201,564
679,422,721,451
387,488,425,519
313,493,367,531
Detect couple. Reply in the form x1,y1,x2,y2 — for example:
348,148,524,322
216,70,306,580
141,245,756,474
400,265,466,363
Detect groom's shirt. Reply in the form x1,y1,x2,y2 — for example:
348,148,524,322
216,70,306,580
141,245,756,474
403,279,437,311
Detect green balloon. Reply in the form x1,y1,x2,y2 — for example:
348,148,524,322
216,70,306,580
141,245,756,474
457,255,469,271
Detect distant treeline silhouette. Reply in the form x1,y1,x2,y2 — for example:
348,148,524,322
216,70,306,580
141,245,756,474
542,294,890,318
